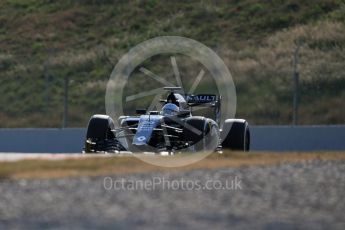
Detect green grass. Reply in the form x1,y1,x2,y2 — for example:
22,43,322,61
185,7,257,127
0,0,345,127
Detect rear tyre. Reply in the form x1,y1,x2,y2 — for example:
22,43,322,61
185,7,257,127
85,115,115,153
221,119,250,151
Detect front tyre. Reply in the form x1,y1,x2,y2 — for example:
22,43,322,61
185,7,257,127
221,119,250,151
84,115,116,153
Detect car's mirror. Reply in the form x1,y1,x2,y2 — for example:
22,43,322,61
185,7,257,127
149,111,159,115
136,109,147,115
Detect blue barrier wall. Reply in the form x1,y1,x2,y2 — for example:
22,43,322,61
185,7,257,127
0,126,344,153
0,128,85,153
250,125,345,151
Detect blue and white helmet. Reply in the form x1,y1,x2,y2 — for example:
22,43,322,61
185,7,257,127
161,103,179,116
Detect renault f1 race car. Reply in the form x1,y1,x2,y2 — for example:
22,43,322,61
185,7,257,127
84,87,250,153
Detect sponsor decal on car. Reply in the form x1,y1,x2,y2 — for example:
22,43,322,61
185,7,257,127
186,95,217,103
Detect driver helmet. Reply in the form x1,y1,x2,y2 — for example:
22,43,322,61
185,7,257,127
161,103,179,116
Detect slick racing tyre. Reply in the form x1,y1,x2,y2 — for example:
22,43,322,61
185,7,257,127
85,115,115,153
221,119,250,151
183,117,219,152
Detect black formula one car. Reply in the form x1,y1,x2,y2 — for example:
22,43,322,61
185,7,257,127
84,87,250,153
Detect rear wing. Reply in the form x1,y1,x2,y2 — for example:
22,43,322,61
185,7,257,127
162,87,221,125
184,94,221,125
185,94,220,106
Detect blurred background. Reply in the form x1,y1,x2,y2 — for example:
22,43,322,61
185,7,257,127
0,0,344,128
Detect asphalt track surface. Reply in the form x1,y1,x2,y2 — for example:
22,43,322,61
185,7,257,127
0,159,344,229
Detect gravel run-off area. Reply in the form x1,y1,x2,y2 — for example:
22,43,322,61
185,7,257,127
0,160,344,230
